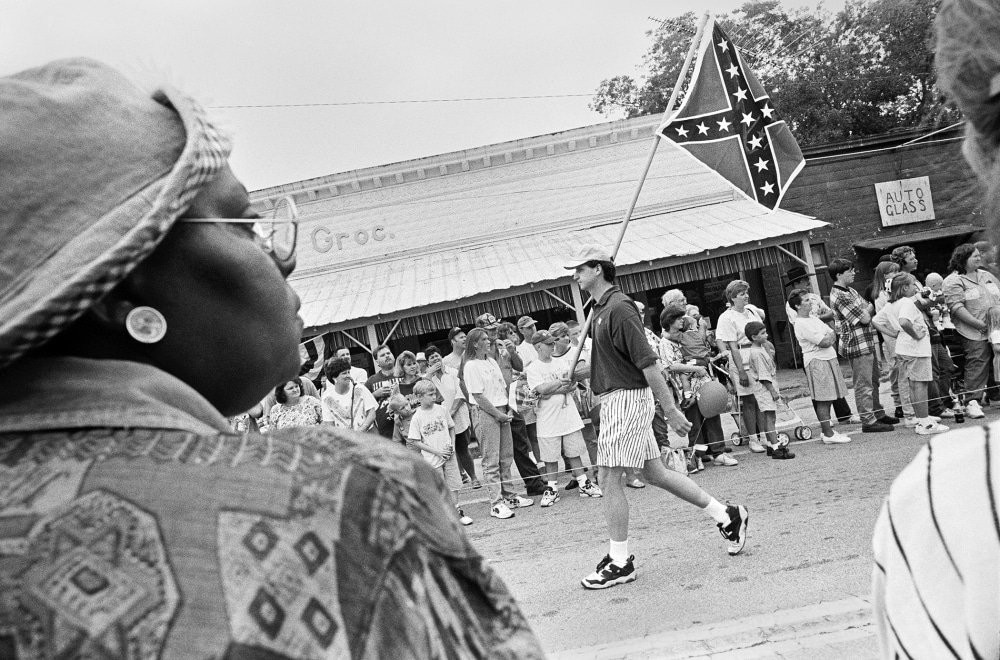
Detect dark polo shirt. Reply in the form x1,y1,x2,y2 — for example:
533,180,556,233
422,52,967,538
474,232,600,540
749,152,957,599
590,286,659,394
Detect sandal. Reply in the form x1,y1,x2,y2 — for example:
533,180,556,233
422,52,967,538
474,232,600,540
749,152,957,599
771,446,795,460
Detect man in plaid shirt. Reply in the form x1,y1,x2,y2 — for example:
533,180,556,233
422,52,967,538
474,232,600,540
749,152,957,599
828,258,898,433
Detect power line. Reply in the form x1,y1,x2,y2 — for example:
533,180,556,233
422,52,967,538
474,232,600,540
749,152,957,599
209,93,592,109
212,74,936,110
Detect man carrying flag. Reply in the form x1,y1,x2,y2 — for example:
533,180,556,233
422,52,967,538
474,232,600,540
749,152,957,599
657,18,805,210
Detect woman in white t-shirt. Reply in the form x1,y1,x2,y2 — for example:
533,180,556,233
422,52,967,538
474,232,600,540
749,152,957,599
873,273,948,435
715,280,766,451
321,356,377,431
788,289,852,444
463,328,531,520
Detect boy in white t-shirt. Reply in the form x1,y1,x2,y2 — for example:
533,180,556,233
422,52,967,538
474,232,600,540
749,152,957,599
524,330,602,507
407,380,473,525
873,273,949,435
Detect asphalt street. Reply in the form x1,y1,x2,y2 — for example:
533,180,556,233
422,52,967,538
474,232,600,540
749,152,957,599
456,381,996,658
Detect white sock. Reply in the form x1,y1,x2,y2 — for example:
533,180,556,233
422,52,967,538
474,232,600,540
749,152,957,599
547,480,558,490
609,539,629,565
704,498,730,524
576,474,588,486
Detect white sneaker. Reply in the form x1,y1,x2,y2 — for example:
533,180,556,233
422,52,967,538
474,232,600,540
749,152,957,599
902,417,918,427
822,432,852,444
713,454,739,466
748,439,766,453
916,421,949,435
540,488,560,507
579,480,603,498
848,415,863,425
967,400,986,419
458,509,474,526
506,494,534,508
939,408,955,419
927,415,941,422
490,502,514,519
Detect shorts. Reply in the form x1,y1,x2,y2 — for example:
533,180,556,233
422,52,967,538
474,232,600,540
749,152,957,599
804,358,848,402
752,381,778,412
596,388,659,468
538,429,587,463
438,453,462,491
897,355,932,382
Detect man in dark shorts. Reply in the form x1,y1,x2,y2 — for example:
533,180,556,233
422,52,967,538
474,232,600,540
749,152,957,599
564,245,749,589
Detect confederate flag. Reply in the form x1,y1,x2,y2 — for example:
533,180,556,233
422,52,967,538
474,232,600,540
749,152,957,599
657,18,804,211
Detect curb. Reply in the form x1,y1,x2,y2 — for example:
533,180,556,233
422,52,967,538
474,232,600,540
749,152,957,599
547,596,875,659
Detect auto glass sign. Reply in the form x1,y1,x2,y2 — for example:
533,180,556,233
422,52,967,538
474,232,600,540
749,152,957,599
874,176,935,227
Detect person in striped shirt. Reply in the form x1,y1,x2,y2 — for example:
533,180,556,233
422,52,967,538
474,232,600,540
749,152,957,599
564,245,749,590
872,1,1000,657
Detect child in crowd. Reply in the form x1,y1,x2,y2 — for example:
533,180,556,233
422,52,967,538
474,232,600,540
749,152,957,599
407,380,473,525
988,306,1000,382
524,329,602,507
744,322,794,459
873,273,949,435
788,289,853,444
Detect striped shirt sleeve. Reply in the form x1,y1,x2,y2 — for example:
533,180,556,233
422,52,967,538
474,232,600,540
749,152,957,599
872,423,1000,659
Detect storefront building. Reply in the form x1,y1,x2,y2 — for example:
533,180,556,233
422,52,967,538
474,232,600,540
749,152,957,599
250,113,827,371
781,124,983,302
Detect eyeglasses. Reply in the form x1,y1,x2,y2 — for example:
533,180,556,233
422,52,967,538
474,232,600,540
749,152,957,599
179,195,299,262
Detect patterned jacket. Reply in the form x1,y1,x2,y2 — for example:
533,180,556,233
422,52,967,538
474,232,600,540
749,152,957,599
0,357,543,659
829,284,877,359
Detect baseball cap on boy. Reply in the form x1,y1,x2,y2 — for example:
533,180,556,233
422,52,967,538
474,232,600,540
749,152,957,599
529,330,557,345
474,313,500,329
517,315,536,329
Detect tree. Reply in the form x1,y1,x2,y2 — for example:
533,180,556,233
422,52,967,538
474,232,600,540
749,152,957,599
590,0,956,146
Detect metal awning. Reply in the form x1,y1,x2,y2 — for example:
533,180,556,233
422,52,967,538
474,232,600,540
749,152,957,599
852,223,983,250
292,198,826,334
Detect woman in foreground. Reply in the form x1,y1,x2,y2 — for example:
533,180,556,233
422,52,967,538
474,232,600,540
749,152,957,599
0,58,541,658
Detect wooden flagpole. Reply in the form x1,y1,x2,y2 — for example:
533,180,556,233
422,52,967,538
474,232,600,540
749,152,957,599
566,11,711,374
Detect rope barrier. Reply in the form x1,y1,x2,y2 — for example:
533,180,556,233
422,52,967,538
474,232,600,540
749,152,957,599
443,384,996,496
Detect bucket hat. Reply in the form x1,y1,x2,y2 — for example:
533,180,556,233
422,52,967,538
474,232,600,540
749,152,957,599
0,58,231,369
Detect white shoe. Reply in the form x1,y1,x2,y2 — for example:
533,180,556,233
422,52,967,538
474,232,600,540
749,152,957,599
540,488,560,507
902,417,918,427
713,454,739,466
506,494,534,509
967,400,986,419
490,502,514,519
748,439,766,453
939,409,955,419
916,421,949,435
822,432,852,444
927,415,941,422
848,415,862,425
458,509,474,526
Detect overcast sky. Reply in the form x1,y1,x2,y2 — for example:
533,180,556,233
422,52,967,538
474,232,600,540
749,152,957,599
2,0,844,191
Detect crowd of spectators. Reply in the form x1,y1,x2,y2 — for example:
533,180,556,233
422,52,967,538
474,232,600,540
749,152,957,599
230,239,1000,523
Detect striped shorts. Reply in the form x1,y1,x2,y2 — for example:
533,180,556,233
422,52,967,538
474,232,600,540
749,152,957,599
597,388,659,468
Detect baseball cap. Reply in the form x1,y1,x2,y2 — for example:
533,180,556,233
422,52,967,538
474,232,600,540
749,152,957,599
448,326,465,341
529,329,557,345
415,352,427,362
563,244,614,270
474,313,500,329
517,315,537,329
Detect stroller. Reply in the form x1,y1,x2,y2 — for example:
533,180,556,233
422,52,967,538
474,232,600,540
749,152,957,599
710,354,811,446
